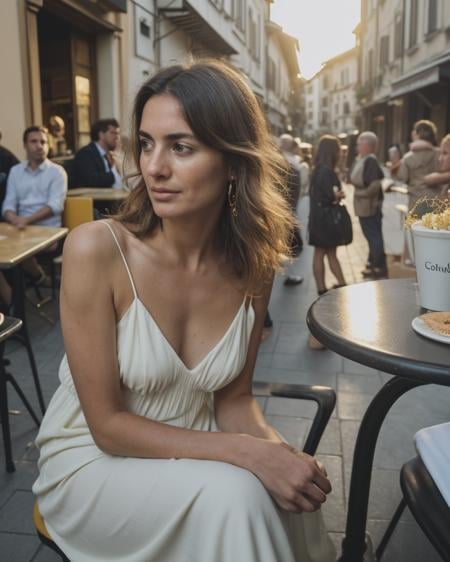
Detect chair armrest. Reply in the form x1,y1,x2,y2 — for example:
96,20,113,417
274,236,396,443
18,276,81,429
252,382,336,456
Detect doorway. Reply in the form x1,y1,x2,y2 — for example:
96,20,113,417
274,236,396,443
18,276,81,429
37,10,97,154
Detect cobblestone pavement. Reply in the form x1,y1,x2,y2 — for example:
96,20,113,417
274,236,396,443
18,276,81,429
0,189,447,561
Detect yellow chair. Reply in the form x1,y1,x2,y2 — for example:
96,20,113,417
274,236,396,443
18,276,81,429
52,196,94,271
50,197,94,300
62,196,94,230
33,502,69,561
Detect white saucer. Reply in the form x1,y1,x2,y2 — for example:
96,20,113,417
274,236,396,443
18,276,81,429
412,315,450,345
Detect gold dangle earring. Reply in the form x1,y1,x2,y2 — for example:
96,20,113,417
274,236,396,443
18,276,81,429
228,179,238,218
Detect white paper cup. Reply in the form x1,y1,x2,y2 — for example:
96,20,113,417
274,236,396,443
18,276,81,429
411,222,450,311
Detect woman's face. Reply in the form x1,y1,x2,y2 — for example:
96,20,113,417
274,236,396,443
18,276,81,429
439,140,450,172
138,94,228,221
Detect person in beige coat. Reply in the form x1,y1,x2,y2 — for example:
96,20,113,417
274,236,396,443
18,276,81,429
350,131,387,278
395,120,440,210
424,133,450,201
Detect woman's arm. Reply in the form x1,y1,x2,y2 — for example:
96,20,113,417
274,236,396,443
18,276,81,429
424,171,450,186
62,226,331,512
214,280,280,442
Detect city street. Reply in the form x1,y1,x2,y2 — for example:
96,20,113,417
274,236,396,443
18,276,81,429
0,191,447,561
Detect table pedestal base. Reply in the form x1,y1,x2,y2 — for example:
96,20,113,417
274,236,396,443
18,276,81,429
339,376,426,562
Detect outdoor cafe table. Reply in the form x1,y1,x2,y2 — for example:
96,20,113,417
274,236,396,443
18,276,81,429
67,187,129,202
0,223,68,413
306,278,450,562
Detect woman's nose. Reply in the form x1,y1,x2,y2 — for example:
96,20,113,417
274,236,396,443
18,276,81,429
146,149,169,177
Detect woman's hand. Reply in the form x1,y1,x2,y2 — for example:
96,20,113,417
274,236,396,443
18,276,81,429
334,190,346,202
248,439,332,513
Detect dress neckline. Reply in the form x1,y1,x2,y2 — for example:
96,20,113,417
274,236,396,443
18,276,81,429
119,296,253,373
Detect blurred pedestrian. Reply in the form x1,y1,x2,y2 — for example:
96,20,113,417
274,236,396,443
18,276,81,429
308,135,348,295
297,140,312,196
424,133,450,200
386,144,402,176
279,133,304,285
394,120,440,210
350,131,387,279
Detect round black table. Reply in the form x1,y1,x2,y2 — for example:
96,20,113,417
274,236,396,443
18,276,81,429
307,278,450,562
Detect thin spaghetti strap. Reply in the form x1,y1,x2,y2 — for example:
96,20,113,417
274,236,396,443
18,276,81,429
100,221,138,299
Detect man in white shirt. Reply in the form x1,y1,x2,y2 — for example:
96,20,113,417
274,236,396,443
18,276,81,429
2,126,67,282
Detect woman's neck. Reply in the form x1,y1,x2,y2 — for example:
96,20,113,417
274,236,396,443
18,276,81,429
156,212,223,271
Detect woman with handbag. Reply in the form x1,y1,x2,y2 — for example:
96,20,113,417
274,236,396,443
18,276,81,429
308,135,351,295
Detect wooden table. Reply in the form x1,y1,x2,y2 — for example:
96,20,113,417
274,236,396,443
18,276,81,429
307,279,450,561
0,223,68,414
67,187,129,201
0,223,68,268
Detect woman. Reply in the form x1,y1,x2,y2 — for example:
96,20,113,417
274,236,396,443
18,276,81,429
33,61,335,562
308,135,347,294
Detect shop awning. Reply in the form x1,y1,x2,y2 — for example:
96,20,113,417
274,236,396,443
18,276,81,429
391,53,450,98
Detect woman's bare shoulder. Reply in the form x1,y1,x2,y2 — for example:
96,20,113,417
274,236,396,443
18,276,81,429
63,220,118,265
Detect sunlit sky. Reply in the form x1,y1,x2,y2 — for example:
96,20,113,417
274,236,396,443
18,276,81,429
271,0,361,79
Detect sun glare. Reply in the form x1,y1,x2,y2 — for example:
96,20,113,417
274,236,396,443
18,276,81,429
271,0,361,79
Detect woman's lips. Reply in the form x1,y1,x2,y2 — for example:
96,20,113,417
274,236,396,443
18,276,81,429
151,187,179,200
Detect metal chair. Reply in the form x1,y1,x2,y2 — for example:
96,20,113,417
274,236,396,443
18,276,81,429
252,381,336,455
400,454,450,560
377,449,450,561
0,314,41,472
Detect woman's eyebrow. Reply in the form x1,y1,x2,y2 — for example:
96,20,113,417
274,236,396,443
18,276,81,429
138,130,196,141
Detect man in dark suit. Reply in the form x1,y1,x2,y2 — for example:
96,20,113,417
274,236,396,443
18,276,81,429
0,130,19,211
71,118,121,188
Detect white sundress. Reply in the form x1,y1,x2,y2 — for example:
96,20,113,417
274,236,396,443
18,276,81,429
32,221,336,562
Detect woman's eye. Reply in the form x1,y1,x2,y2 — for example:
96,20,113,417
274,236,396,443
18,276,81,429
173,143,191,154
139,138,152,151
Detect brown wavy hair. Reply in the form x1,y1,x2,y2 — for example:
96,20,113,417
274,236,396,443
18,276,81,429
114,59,294,291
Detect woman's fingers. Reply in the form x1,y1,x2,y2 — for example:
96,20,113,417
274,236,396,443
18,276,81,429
294,494,321,513
302,481,327,504
315,459,328,477
312,467,332,495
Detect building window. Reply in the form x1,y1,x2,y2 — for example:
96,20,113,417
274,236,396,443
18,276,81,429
247,8,259,60
322,75,328,89
427,0,438,33
267,56,277,92
343,102,350,115
322,96,328,107
380,35,389,66
409,0,418,47
139,18,150,39
367,48,374,84
308,111,313,119
394,13,403,58
233,0,246,32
